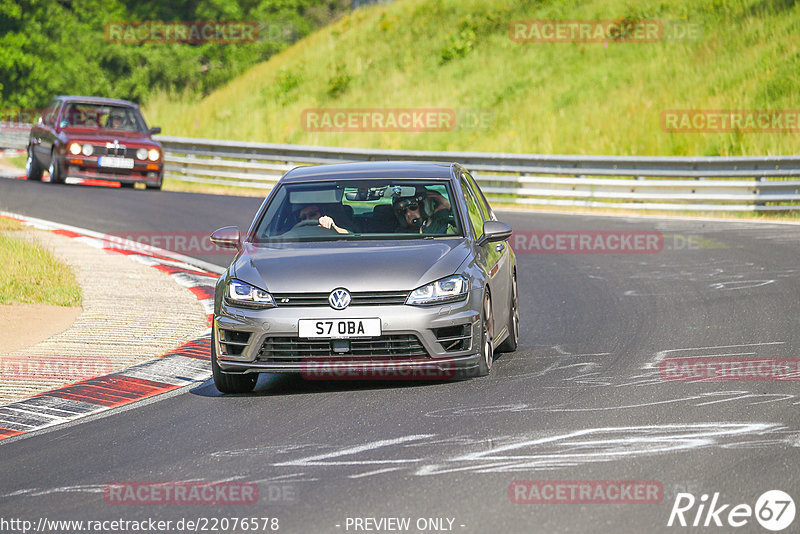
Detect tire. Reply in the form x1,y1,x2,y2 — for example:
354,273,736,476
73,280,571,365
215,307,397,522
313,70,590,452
496,271,519,353
48,149,64,184
211,330,257,394
475,290,494,377
25,147,43,181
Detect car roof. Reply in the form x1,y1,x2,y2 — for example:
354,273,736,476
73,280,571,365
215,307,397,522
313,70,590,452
55,95,140,108
280,161,458,183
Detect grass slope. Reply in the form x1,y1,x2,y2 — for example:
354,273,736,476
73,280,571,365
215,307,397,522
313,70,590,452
0,220,82,306
144,0,800,156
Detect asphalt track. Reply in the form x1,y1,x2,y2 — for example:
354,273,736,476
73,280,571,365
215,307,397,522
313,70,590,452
1,177,800,533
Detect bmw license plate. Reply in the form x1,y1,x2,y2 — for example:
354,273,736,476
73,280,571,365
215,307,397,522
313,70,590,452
97,156,134,169
298,318,381,339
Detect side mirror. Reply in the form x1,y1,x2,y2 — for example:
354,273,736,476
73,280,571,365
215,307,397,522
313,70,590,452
210,226,241,250
149,126,162,135
477,221,512,246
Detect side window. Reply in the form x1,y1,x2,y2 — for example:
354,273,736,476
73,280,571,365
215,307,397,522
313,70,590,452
42,101,58,126
51,101,63,127
460,177,485,240
463,171,493,220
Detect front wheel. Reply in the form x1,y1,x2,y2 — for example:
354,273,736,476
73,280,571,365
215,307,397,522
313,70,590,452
48,150,64,184
26,147,43,181
211,331,257,394
496,271,519,353
475,291,494,377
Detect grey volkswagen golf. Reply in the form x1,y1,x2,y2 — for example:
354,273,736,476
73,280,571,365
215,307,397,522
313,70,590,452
209,161,518,393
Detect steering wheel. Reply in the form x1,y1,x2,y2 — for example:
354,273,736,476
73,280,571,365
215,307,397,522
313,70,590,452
288,218,340,236
293,219,322,228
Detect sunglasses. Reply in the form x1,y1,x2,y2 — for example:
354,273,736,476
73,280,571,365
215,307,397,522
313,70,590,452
395,201,419,214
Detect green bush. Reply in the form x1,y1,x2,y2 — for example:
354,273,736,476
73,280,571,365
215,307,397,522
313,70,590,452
0,0,349,109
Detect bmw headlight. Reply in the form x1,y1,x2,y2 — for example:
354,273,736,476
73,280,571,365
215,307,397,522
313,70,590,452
226,279,276,309
147,148,160,161
136,148,148,160
68,142,81,155
406,275,469,306
81,144,93,156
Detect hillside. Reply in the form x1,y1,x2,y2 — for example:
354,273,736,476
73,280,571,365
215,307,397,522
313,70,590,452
144,0,800,156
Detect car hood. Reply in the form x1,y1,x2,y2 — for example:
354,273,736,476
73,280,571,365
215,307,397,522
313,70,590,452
60,128,159,146
232,239,472,293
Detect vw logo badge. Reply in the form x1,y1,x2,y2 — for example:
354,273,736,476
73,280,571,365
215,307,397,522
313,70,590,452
329,288,351,310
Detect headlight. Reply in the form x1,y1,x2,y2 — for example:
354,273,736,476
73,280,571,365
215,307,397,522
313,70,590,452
406,275,469,306
68,142,81,155
81,144,93,156
226,279,275,309
147,148,160,161
136,148,148,160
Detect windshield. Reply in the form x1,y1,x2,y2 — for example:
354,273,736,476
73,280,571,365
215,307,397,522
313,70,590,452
60,103,146,133
251,179,462,242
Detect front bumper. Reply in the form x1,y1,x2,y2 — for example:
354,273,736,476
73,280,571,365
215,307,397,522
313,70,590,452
214,291,483,378
63,157,163,185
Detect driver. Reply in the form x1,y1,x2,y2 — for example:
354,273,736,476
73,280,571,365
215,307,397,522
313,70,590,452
393,189,456,234
296,204,350,234
106,110,127,130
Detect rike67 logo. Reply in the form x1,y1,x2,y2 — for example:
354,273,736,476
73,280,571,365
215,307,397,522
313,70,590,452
667,490,795,531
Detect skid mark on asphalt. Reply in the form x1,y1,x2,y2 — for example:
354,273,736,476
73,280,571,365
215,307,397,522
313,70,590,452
614,259,797,296
641,341,786,370
197,423,792,479
490,341,800,412
499,345,612,383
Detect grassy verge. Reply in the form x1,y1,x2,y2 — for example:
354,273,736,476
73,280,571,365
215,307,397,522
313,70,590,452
163,177,268,198
0,221,82,306
6,154,26,169
491,201,800,222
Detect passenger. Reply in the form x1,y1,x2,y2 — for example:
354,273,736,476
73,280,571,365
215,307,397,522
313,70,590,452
296,204,350,234
393,189,457,234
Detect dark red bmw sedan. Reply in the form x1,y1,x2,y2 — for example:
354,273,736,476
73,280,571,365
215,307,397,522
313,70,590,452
25,95,164,189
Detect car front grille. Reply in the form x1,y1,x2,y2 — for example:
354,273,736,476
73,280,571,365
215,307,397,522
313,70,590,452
271,291,408,307
257,334,429,363
83,144,140,158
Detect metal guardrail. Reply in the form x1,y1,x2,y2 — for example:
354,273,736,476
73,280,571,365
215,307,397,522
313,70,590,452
159,135,800,211
4,128,800,210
